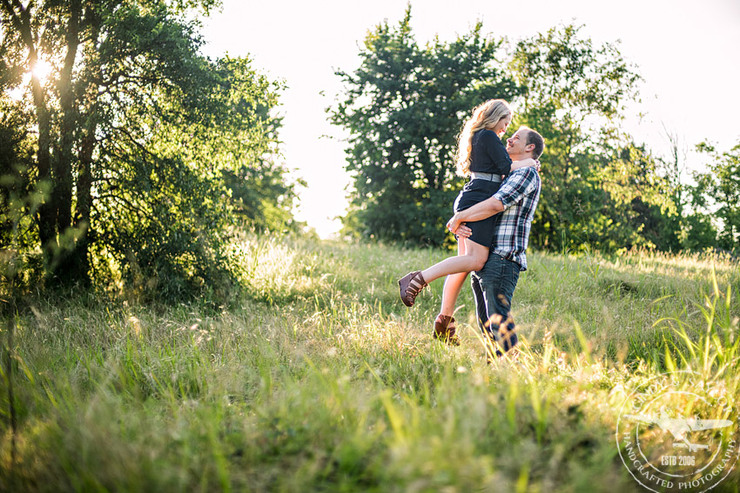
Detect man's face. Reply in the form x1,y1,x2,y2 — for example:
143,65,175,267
506,128,530,158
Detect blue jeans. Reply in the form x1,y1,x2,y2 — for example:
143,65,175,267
471,253,520,356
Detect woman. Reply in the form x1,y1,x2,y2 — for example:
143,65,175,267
398,99,537,341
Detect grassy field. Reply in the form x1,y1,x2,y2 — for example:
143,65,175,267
1,234,739,492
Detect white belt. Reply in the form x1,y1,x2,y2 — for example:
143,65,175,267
470,172,502,182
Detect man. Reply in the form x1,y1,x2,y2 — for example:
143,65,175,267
446,126,544,358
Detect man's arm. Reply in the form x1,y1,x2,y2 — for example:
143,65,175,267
446,196,504,235
510,158,538,172
447,167,540,236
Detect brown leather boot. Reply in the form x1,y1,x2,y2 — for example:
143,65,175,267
398,271,427,307
433,314,460,346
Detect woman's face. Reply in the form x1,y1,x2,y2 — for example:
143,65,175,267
492,114,512,136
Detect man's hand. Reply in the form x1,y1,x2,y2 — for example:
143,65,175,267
446,213,462,234
456,224,472,238
447,213,472,238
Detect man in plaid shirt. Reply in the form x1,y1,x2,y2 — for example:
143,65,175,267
447,126,544,359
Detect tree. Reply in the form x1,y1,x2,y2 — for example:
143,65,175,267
692,141,740,252
332,16,677,253
0,0,296,300
510,24,670,252
330,7,519,246
647,130,689,252
598,142,677,250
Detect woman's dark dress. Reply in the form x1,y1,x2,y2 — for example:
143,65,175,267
452,129,512,247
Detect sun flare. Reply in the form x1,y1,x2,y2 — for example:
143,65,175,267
31,59,53,81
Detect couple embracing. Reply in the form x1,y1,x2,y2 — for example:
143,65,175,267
398,99,544,360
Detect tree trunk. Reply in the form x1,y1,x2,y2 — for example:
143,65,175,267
1,0,59,264
30,66,57,263
73,125,94,284
56,0,81,235
53,0,83,283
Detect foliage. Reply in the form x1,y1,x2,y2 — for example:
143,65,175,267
0,99,36,254
510,24,673,253
330,7,520,246
0,0,297,301
692,141,740,252
332,15,683,252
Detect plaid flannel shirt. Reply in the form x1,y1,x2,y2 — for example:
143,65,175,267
490,166,541,271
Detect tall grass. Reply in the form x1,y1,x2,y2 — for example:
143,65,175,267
1,234,738,491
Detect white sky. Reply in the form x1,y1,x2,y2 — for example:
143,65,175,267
200,0,740,238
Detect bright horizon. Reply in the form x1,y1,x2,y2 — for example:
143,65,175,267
201,0,740,238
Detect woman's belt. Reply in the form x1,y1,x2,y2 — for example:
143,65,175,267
470,172,502,182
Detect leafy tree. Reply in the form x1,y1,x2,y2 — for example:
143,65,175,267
645,131,690,252
0,102,33,249
509,24,671,252
0,0,295,300
330,7,519,246
216,59,304,231
692,141,740,252
604,143,684,251
332,16,679,253
679,213,717,251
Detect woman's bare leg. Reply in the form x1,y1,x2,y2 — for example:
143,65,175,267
421,238,488,284
399,238,487,308
432,239,480,344
438,236,469,317
439,272,468,317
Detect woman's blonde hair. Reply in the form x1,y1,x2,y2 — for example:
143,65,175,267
456,99,512,176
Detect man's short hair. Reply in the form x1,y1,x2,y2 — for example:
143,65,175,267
523,127,545,159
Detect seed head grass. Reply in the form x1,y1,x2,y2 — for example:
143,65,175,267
1,235,738,491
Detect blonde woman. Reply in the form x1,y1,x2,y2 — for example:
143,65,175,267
398,100,537,336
